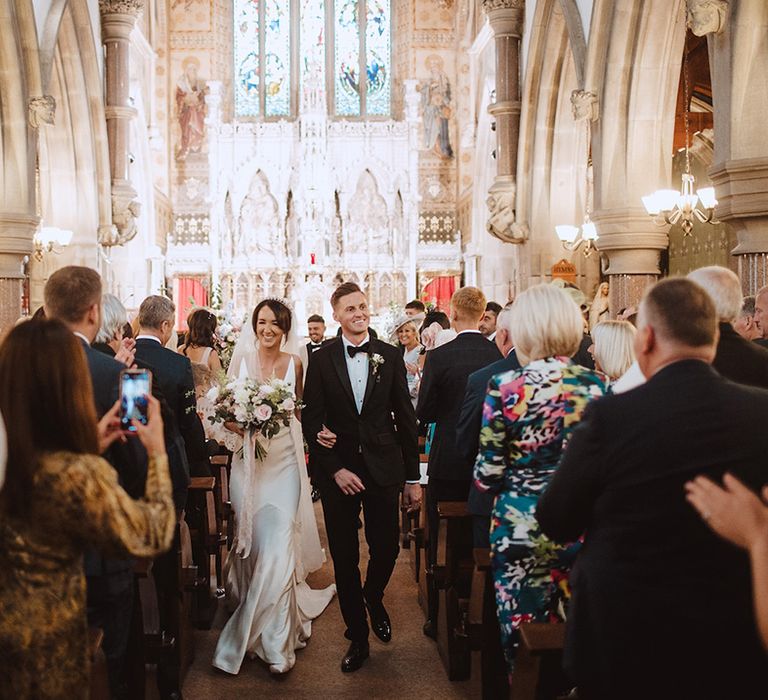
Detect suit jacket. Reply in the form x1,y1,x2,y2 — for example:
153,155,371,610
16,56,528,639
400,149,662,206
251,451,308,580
755,337,768,349
416,332,502,481
456,349,521,516
302,337,419,486
134,338,208,482
713,322,768,389
299,339,333,379
573,333,595,369
536,360,768,698
80,340,147,576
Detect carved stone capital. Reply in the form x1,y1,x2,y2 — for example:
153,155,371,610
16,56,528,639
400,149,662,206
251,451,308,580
486,179,528,243
482,0,524,10
570,89,598,122
98,0,143,15
101,187,141,246
28,95,56,129
685,0,728,36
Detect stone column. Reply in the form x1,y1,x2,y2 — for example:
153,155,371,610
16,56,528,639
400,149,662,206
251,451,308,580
98,0,142,247
483,0,527,243
703,0,768,293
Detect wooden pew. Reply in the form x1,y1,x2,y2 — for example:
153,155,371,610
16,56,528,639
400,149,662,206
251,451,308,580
211,453,233,551
88,627,110,700
509,623,568,700
187,476,223,629
434,501,475,681
468,548,510,699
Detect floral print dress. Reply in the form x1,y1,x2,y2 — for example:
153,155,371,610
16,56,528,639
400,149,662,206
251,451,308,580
473,356,607,672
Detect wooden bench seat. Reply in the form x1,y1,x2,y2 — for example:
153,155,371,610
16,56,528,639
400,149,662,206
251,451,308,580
510,623,568,700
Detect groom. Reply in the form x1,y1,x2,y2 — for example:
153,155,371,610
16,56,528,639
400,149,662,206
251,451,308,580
303,282,421,672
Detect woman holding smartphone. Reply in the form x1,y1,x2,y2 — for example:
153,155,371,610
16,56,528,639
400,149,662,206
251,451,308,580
0,319,176,698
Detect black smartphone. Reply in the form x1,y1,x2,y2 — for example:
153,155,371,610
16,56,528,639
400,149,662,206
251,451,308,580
119,368,152,432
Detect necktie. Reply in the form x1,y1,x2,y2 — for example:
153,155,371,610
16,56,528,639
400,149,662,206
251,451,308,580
347,342,371,358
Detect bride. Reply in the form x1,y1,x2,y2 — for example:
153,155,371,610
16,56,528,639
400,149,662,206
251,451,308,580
212,298,335,675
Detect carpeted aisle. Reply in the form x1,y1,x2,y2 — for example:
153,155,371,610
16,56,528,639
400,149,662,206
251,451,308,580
183,502,475,699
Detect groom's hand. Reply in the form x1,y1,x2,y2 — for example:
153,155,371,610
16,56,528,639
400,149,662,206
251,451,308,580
317,425,337,449
403,483,422,512
333,468,365,496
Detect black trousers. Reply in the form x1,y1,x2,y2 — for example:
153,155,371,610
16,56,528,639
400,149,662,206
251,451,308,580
86,569,134,699
319,458,401,643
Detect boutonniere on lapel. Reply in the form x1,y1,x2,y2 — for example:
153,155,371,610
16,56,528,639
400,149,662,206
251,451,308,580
370,353,385,381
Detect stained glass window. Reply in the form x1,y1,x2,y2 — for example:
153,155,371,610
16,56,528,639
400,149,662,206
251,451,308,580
234,0,260,117
364,0,390,116
234,0,391,119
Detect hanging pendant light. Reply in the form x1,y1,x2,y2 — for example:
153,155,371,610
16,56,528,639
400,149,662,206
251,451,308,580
642,33,718,236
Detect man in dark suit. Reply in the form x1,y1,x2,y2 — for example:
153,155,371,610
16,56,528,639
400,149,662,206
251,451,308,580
733,295,763,341
134,295,210,506
417,286,502,636
456,303,520,547
303,283,420,672
755,285,768,348
536,278,768,700
44,266,147,700
689,266,768,389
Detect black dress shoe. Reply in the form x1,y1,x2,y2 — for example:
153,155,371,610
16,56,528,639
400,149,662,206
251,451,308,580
341,640,369,673
365,600,392,643
423,618,437,640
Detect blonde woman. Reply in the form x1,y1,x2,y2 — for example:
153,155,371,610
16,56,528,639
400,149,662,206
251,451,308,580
590,320,636,382
473,284,609,675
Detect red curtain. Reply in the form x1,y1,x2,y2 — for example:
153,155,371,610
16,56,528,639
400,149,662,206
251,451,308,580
175,278,208,331
422,276,457,313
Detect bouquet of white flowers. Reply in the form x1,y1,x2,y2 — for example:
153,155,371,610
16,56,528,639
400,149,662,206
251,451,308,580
205,375,301,459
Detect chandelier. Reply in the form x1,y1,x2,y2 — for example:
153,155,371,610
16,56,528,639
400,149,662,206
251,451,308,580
33,226,73,262
642,34,718,236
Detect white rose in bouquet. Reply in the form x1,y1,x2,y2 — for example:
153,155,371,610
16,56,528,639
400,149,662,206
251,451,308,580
255,404,273,422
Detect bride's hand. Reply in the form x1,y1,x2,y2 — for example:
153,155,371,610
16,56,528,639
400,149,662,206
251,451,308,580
224,421,245,437
317,425,337,449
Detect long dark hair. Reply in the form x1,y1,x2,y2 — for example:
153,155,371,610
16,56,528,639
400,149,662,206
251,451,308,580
0,319,99,517
185,308,217,348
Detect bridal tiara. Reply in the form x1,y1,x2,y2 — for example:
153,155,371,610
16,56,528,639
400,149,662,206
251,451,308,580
262,296,291,309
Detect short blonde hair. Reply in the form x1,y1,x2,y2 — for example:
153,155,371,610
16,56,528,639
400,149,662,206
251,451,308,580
450,286,486,323
591,320,636,379
510,284,584,361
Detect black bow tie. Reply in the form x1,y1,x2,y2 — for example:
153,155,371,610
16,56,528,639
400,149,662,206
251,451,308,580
347,342,371,358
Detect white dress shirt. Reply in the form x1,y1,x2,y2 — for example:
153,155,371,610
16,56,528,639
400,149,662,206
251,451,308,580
341,334,370,414
73,331,91,345
136,334,162,344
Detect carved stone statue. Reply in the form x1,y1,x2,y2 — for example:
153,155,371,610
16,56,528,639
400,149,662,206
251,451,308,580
686,0,728,36
28,96,56,128
571,90,599,122
348,171,389,253
589,281,610,331
238,173,279,258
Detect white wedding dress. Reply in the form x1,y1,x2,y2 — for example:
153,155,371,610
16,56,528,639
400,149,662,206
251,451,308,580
212,354,336,675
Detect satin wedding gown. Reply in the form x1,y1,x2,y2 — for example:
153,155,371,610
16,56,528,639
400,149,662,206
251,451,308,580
212,356,336,675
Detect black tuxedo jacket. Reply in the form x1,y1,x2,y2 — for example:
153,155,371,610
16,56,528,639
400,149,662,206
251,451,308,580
416,332,502,481
713,321,768,389
456,349,521,516
536,361,768,697
305,339,333,363
134,338,208,481
80,339,147,576
302,337,419,486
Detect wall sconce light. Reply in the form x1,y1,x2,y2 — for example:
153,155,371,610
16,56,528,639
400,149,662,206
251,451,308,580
555,217,598,257
33,226,73,262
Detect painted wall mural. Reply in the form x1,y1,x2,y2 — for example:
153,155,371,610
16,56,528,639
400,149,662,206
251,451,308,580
175,57,209,160
419,54,453,159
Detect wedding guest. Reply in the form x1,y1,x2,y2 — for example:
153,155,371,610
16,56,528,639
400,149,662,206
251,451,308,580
536,278,768,699
135,295,210,491
688,266,768,389
589,320,636,382
0,318,175,698
755,285,768,348
479,301,502,340
393,315,423,407
734,296,762,341
417,286,502,638
456,303,520,547
94,293,135,367
473,285,607,674
405,299,426,317
299,314,332,375
686,473,768,652
418,310,452,371
178,308,223,374
44,266,147,697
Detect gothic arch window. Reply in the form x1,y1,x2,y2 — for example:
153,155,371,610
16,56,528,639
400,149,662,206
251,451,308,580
234,0,392,119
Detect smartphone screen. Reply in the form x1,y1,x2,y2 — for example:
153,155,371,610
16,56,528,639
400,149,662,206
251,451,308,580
119,369,152,432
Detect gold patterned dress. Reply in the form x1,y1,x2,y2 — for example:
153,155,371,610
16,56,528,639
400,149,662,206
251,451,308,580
0,451,175,699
